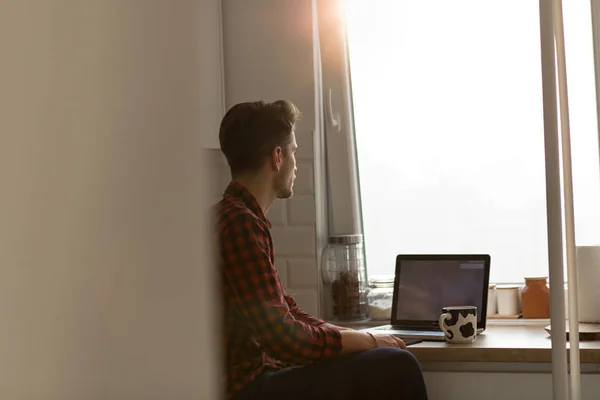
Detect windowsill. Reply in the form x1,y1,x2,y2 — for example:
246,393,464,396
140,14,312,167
408,323,600,364
489,281,568,289
332,320,600,364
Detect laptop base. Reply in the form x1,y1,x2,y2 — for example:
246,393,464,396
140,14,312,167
364,325,485,342
363,325,446,342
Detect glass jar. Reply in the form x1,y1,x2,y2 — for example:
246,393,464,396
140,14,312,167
367,276,394,321
321,234,369,322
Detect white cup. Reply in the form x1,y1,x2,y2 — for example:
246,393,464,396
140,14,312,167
496,286,519,316
576,245,600,323
438,306,478,343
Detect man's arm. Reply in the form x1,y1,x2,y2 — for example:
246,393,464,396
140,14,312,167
273,286,403,353
317,322,354,331
283,289,354,331
283,294,329,326
221,215,343,364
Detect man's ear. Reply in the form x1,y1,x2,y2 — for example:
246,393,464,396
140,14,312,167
270,146,283,172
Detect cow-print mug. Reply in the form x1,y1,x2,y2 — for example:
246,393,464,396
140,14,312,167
438,306,477,343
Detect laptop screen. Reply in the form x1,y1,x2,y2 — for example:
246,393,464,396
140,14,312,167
392,255,490,327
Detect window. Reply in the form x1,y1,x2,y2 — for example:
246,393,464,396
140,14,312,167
320,0,600,284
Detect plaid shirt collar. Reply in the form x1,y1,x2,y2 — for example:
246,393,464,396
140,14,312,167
223,180,272,229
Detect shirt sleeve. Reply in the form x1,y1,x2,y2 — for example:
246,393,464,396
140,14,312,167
284,294,327,327
221,214,342,364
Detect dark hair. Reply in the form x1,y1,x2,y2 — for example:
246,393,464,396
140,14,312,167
219,100,300,176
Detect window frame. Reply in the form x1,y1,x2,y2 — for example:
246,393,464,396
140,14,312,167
316,0,600,286
592,0,600,165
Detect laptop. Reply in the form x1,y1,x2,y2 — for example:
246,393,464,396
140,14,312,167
364,254,491,341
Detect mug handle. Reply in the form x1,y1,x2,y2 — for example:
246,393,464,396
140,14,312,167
438,312,452,339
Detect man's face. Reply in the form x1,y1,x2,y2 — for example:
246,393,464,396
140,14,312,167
274,133,298,199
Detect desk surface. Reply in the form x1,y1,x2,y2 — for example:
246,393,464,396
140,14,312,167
406,324,600,363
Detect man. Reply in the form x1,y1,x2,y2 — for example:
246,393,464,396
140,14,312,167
215,100,428,400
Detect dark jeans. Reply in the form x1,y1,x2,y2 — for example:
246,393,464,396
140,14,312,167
230,348,428,400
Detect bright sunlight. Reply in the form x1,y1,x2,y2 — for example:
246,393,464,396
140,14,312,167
344,0,600,283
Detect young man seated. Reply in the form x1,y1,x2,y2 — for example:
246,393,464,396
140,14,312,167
214,100,429,400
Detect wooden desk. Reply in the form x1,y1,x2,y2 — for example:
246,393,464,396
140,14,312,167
407,324,600,363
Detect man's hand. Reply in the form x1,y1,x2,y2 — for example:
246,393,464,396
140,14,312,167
369,332,407,350
338,331,407,355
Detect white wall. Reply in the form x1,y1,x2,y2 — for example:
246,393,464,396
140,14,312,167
0,1,220,398
221,0,323,316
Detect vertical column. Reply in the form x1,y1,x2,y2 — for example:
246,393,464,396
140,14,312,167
539,0,569,399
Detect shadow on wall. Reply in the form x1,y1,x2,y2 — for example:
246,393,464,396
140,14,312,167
206,149,233,204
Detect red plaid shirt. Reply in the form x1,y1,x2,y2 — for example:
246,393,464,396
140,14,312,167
215,181,343,399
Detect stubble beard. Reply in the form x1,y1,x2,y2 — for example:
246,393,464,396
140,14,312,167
275,174,294,199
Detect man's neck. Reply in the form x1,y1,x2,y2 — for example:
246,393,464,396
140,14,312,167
233,175,276,215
